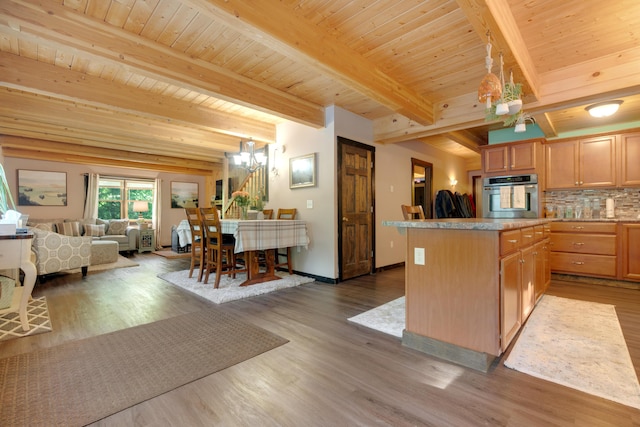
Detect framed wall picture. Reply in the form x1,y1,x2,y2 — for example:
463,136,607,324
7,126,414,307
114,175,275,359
17,170,67,206
171,181,199,208
289,153,316,189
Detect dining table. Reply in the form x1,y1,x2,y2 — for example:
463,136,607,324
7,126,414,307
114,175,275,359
220,218,310,286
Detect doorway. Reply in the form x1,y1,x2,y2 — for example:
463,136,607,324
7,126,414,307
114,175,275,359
338,137,375,281
411,158,433,218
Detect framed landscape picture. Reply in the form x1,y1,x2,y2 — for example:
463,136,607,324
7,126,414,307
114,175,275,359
171,181,199,208
290,153,316,189
17,170,67,206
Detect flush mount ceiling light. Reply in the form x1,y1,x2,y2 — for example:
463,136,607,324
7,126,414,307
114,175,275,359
585,100,623,118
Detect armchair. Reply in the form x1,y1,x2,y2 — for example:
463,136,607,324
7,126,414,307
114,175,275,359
30,228,92,279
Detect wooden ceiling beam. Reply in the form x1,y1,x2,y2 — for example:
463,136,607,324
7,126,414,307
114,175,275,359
0,136,221,172
0,52,276,144
185,0,435,126
0,0,324,128
444,130,484,153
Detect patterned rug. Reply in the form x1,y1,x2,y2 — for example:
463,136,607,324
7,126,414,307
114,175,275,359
158,269,315,304
0,297,52,341
348,296,405,338
505,295,640,409
0,308,288,426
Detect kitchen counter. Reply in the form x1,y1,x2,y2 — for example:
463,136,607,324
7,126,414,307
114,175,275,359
383,217,553,231
552,217,640,222
385,218,551,371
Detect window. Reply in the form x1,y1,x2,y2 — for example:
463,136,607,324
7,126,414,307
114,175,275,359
98,178,154,220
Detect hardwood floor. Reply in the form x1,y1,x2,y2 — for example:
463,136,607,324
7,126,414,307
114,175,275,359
2,254,640,426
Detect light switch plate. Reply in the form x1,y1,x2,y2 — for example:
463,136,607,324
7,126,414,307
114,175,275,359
306,200,313,209
414,247,425,265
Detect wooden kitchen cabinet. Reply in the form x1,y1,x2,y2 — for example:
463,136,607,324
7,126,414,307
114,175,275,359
545,135,617,189
620,223,640,281
482,140,540,175
618,132,640,187
500,250,522,352
550,221,617,278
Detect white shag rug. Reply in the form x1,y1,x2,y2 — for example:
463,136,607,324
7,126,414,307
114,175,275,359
158,269,315,304
505,295,640,410
348,296,405,338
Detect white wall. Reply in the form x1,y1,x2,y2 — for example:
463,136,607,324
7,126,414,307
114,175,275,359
2,157,205,247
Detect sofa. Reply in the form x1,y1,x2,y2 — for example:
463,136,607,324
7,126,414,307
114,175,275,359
28,218,139,253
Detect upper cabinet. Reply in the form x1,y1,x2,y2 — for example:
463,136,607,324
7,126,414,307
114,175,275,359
545,135,617,190
618,132,640,187
481,140,541,176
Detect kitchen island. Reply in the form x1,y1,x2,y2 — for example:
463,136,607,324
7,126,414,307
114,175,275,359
383,218,554,371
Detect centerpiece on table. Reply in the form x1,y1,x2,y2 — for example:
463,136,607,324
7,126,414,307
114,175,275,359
232,190,251,219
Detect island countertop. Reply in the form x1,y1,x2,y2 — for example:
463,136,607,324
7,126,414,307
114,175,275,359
382,217,554,231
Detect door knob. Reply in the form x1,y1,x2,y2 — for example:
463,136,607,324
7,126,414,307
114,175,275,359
342,217,349,222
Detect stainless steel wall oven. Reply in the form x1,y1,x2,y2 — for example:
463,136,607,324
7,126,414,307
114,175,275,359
482,174,539,218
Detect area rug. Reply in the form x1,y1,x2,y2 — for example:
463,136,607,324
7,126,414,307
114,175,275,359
66,255,139,274
0,297,52,341
158,269,315,304
0,308,288,426
348,296,405,338
152,249,191,259
505,295,640,409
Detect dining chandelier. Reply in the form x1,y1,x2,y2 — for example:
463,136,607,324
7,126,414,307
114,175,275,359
232,138,266,173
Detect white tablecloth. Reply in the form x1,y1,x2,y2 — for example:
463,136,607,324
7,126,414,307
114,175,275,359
220,219,310,253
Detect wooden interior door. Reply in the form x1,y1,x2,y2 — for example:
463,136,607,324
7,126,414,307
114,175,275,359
338,137,374,280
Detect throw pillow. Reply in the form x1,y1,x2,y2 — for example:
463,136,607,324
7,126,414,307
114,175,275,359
106,219,129,235
56,221,81,236
84,223,106,237
32,222,56,232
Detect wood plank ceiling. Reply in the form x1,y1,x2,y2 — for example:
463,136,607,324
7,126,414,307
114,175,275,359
0,0,638,174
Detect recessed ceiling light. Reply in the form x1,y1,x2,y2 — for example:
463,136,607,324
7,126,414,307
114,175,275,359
585,100,623,118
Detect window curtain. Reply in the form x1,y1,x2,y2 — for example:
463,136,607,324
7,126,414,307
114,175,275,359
83,173,99,219
153,178,162,249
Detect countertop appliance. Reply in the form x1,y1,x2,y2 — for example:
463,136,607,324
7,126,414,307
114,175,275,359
482,174,539,218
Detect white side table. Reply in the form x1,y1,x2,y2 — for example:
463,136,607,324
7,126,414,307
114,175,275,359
0,232,37,331
138,228,155,253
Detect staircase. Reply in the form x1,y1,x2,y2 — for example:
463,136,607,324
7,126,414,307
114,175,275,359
223,167,267,218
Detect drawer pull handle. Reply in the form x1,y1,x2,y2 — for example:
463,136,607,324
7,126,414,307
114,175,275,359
507,239,518,243
524,234,533,238
571,226,584,230
572,242,585,246
572,261,585,265
535,231,543,234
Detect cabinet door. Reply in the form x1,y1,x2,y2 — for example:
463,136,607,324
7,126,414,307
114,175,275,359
510,142,537,171
533,240,546,302
580,135,616,187
545,141,578,189
500,251,522,352
621,224,640,281
483,146,509,174
619,132,640,187
520,246,535,322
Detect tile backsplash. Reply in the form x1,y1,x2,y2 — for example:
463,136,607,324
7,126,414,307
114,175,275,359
544,188,640,219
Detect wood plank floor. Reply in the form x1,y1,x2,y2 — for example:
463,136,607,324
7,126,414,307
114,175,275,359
1,253,640,426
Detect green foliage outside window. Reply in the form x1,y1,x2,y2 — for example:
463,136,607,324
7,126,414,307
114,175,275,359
97,179,154,220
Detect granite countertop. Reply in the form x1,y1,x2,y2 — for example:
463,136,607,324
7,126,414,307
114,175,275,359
553,217,640,222
382,218,554,231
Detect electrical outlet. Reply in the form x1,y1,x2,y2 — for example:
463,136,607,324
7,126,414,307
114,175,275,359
390,240,394,248
414,248,425,265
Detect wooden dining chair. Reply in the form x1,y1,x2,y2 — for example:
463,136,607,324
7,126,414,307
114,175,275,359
199,206,243,288
262,209,274,219
274,208,297,274
401,204,425,220
184,208,205,281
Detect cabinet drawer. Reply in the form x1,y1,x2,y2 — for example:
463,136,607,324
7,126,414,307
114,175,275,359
533,225,545,241
550,221,616,234
550,233,617,255
521,227,536,246
500,230,522,256
0,241,22,269
550,252,617,277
